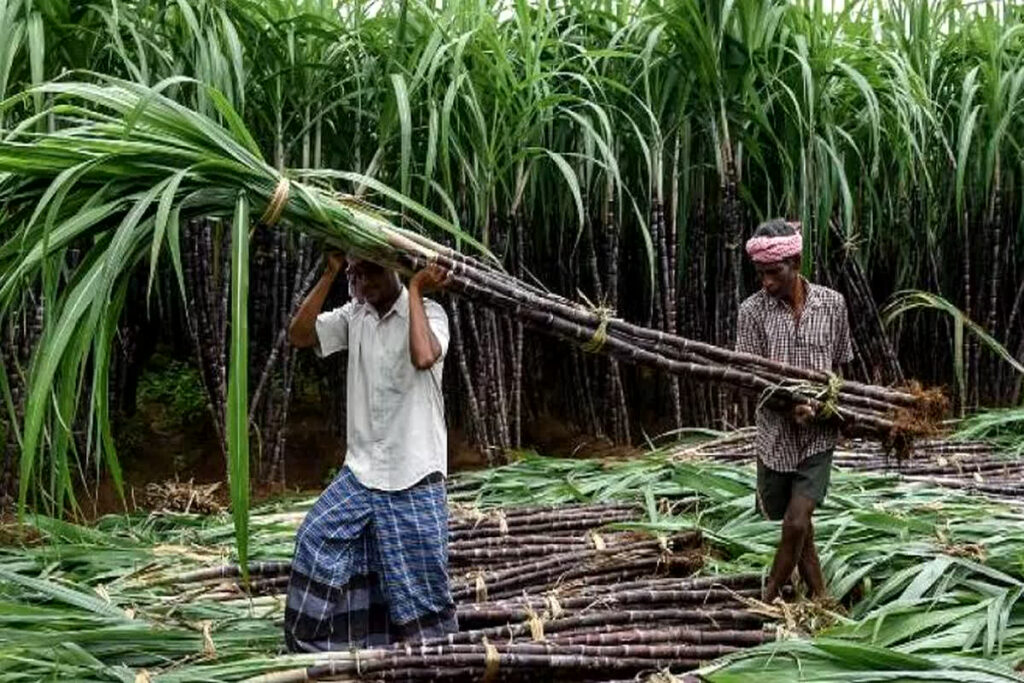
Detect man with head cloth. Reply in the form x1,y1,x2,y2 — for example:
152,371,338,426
284,252,456,650
736,219,853,602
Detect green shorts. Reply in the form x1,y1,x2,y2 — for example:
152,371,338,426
755,450,834,521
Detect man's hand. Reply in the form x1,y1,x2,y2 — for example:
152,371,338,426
326,251,345,276
793,403,815,426
409,263,450,294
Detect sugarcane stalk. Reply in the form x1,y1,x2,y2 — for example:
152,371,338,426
305,652,699,679
413,607,767,647
250,261,319,425
456,588,758,623
449,505,638,529
549,626,772,647
399,244,921,411
150,560,292,586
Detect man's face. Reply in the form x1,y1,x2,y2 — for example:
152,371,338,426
754,258,800,299
346,257,396,307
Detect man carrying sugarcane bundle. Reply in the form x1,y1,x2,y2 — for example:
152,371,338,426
736,219,853,603
284,252,456,651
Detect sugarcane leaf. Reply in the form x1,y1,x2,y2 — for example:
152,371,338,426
88,279,128,509
149,168,190,303
306,169,493,261
18,254,107,514
205,85,261,159
123,74,194,138
227,191,251,582
423,102,438,203
0,200,124,302
391,73,412,198
898,556,954,603
0,566,126,619
542,149,585,236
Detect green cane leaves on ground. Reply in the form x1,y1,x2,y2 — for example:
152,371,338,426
4,456,1024,680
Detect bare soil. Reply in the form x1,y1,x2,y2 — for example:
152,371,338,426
72,396,636,519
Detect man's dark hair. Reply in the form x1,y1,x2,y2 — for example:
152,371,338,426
752,218,797,239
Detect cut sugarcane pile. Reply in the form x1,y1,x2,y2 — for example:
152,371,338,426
157,502,775,682
668,430,1024,503
4,452,1024,682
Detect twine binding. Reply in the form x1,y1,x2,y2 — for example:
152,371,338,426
582,306,615,353
474,572,488,602
525,605,545,641
481,637,500,682
200,620,216,657
260,177,291,227
545,593,564,620
817,373,844,420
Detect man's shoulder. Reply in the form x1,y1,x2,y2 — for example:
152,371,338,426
809,283,847,308
342,300,367,318
321,300,360,321
422,297,448,318
739,289,769,314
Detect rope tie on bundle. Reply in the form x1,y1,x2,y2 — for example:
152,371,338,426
587,530,606,551
260,177,291,227
200,621,216,657
545,592,564,620
817,373,844,420
481,637,500,682
525,605,545,641
496,510,509,536
474,572,489,602
657,534,673,568
582,306,614,353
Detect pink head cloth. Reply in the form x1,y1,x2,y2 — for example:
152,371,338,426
745,221,803,264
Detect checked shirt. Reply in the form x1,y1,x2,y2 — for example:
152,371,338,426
736,279,854,472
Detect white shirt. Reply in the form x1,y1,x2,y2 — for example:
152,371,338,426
315,286,449,490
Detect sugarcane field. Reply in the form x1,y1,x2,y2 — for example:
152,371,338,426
4,0,1024,681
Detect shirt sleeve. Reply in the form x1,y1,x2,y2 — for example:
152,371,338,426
314,302,356,358
735,303,764,356
425,299,450,358
833,297,854,367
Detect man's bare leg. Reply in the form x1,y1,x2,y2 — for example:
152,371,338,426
763,494,816,602
796,520,827,598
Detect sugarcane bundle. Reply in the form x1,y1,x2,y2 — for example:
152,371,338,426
151,502,706,603
668,430,1024,503
246,642,737,682
240,589,772,682
143,499,772,681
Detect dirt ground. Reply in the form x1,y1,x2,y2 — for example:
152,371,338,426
71,396,640,519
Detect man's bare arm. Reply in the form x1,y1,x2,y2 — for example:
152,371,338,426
289,253,344,348
408,264,449,369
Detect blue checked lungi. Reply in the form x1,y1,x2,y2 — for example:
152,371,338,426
284,467,457,652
